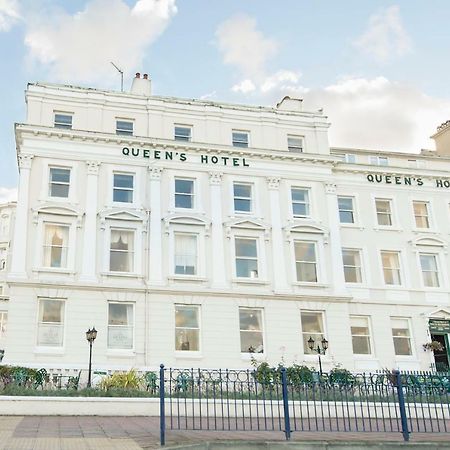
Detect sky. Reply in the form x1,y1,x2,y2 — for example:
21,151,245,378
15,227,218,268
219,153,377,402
1,0,450,202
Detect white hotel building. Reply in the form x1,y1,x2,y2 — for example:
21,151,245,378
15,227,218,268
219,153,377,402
3,74,450,373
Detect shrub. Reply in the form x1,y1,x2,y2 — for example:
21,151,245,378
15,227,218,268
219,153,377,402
99,369,143,391
286,364,314,385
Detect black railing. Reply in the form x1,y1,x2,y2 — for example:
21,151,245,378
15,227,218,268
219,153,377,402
158,365,450,445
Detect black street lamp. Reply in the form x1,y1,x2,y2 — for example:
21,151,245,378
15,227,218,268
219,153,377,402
307,336,328,375
86,327,98,388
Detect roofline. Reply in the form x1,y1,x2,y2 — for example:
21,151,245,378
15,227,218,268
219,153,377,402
330,146,436,159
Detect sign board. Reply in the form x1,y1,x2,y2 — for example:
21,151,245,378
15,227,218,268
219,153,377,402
429,319,450,334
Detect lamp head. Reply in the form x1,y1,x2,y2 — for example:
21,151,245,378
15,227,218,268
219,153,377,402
307,336,315,351
86,327,98,343
321,337,328,351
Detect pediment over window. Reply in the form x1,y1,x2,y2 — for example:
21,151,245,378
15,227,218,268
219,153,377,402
32,204,83,226
410,236,447,249
224,218,271,240
284,220,329,242
426,308,450,320
163,213,211,235
99,208,148,230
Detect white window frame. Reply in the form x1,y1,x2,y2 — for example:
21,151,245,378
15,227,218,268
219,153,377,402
412,200,432,230
48,166,71,199
232,130,250,148
234,236,259,280
54,112,73,129
294,240,319,283
239,307,265,356
233,182,254,215
342,248,363,284
174,177,196,210
287,135,304,153
112,172,135,205
291,187,311,218
390,317,414,358
418,252,441,289
173,232,199,277
374,198,394,227
41,163,76,203
337,196,356,225
107,167,141,207
41,223,70,269
174,124,193,142
116,119,134,136
379,250,404,287
36,298,66,349
175,304,201,354
350,315,373,356
300,310,327,357
107,301,135,351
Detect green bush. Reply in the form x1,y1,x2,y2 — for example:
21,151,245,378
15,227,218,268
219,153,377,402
99,369,143,391
286,364,314,385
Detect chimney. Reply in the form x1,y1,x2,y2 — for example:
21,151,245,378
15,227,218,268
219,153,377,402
130,72,151,96
431,120,450,155
276,96,303,112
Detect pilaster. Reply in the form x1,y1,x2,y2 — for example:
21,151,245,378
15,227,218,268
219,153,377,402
148,167,163,285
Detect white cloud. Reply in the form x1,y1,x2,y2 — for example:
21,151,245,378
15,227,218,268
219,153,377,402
0,187,17,203
24,0,177,85
231,79,256,94
353,5,412,63
260,70,306,94
0,0,20,31
215,14,277,78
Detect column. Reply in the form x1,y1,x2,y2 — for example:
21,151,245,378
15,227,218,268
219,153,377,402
325,183,347,295
266,177,289,293
9,154,33,279
80,161,101,282
148,167,163,285
209,172,226,288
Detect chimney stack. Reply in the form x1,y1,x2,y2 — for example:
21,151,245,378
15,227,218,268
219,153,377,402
130,72,151,96
431,120,450,155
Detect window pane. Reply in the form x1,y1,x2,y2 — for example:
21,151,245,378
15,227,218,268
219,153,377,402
108,326,133,349
108,303,133,326
288,136,303,152
234,198,251,212
295,242,316,262
175,329,199,351
236,259,258,278
50,168,70,183
240,331,264,353
54,114,72,129
175,179,193,194
43,224,69,268
175,194,193,209
235,239,257,257
393,337,412,355
113,189,133,203
175,306,199,328
240,309,263,331
114,174,133,189
342,249,361,283
240,309,263,353
234,184,251,198
174,126,192,141
40,300,63,323
391,318,412,356
232,132,249,147
116,120,133,135
110,230,134,272
352,336,371,354
301,312,323,333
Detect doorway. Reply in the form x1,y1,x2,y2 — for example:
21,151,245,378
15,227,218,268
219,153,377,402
430,333,449,372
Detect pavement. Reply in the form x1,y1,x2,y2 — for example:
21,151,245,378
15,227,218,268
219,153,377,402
0,416,449,449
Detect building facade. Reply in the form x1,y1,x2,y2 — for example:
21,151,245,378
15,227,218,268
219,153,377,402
3,75,450,373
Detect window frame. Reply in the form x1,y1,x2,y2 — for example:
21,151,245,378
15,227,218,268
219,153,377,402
375,198,394,227
48,166,71,199
112,172,135,204
234,236,259,279
115,119,134,136
380,250,403,286
337,196,356,225
232,130,250,148
287,135,303,153
300,310,326,356
418,252,441,288
291,187,311,218
350,315,373,356
54,112,73,129
36,298,65,349
233,182,253,214
294,240,318,283
239,307,265,355
174,178,195,210
342,248,363,284
412,200,431,230
175,304,201,353
173,232,199,277
107,302,135,351
174,125,193,142
390,317,414,357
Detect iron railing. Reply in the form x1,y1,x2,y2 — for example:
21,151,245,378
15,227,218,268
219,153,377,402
158,365,450,445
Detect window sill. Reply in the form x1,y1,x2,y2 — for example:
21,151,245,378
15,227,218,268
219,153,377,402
412,228,437,233
232,278,269,285
353,354,378,360
168,275,208,282
293,282,329,288
373,227,402,232
106,350,136,358
34,347,64,355
32,267,75,275
100,272,143,278
175,351,203,359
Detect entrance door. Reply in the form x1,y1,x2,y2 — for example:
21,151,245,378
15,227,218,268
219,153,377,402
430,333,449,372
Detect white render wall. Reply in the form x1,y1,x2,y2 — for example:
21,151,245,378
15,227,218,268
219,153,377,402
4,82,450,372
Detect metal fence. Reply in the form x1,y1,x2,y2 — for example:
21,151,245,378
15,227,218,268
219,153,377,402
158,365,450,445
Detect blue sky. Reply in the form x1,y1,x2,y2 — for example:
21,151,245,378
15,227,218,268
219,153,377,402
1,0,450,201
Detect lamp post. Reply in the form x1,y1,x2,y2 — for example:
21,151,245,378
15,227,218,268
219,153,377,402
307,336,328,375
86,327,98,388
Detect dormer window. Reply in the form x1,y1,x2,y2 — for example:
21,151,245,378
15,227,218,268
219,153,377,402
116,120,134,136
54,113,72,129
287,135,303,153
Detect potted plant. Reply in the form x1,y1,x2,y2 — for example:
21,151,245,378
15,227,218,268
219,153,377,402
422,341,445,352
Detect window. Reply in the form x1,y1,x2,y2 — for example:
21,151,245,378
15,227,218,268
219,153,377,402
301,311,324,355
287,135,303,153
369,156,389,166
344,154,356,163
232,131,249,148
413,201,430,228
49,167,71,198
233,183,252,213
294,241,318,282
37,299,64,347
0,312,7,340
116,120,133,136
291,188,310,218
175,305,200,351
175,179,194,209
109,229,134,272
350,316,371,355
391,318,412,356
239,308,264,353
113,173,134,203
0,247,6,270
54,113,72,129
419,253,440,287
235,238,258,278
174,126,192,142
338,196,355,224
381,251,402,285
174,233,197,275
375,199,393,226
342,249,362,283
43,224,69,268
108,303,133,350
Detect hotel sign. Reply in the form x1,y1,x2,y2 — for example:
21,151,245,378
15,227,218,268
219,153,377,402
122,147,250,167
429,319,450,334
367,174,450,188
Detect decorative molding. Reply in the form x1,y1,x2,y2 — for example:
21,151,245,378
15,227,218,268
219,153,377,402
209,172,223,186
284,220,329,243
32,204,84,228
148,167,163,180
325,183,336,194
86,161,101,175
409,235,447,251
99,208,148,231
266,177,280,190
18,153,34,169
224,218,271,241
163,213,211,236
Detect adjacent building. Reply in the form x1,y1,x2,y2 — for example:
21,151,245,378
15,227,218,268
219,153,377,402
3,74,450,373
